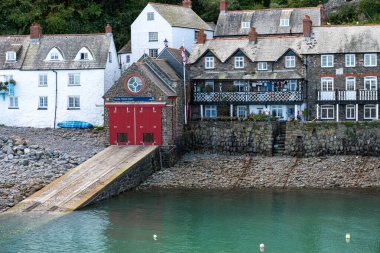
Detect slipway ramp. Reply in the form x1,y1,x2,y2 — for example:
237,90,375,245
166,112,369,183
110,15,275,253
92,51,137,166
7,146,157,213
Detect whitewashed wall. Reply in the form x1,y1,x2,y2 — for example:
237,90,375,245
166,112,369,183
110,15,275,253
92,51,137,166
104,34,121,93
0,69,105,128
172,27,213,52
131,4,172,63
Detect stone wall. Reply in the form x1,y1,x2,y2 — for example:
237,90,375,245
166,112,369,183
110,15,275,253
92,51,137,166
184,121,275,155
285,121,380,157
84,147,160,206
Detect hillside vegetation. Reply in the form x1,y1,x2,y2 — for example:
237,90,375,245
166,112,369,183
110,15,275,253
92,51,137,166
0,0,378,49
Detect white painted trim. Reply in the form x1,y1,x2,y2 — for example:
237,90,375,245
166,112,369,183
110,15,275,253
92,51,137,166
200,104,204,119
356,104,358,122
336,104,339,122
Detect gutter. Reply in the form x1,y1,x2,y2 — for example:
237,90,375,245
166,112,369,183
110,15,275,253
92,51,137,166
53,70,58,128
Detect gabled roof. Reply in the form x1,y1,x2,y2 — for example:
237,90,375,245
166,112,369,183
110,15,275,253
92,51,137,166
22,34,110,70
0,36,29,70
214,7,322,37
300,25,380,54
149,2,213,31
188,36,304,64
118,40,131,54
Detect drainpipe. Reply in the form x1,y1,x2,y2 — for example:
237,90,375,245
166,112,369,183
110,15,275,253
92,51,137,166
53,70,58,128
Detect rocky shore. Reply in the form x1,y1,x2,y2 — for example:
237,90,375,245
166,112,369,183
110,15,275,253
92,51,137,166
139,153,380,190
0,126,106,212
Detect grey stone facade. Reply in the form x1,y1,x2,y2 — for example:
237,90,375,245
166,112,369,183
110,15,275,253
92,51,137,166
306,53,380,121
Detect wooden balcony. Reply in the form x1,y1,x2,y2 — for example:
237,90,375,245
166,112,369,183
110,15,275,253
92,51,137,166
317,90,378,103
193,91,303,104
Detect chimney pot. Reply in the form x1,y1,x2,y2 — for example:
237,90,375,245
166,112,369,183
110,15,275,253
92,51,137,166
303,15,312,37
196,29,207,44
183,0,192,8
106,23,112,33
30,22,42,40
220,0,228,13
248,27,258,43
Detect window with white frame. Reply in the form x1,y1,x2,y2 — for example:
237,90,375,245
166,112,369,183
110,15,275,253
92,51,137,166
108,52,112,63
272,105,283,117
149,49,158,58
147,12,154,21
321,55,334,67
321,105,334,119
364,77,377,90
241,22,250,29
126,55,130,63
234,80,245,92
205,57,214,69
205,105,217,118
346,77,355,90
280,19,289,26
39,74,48,86
149,32,158,42
234,56,244,68
364,105,377,119
364,54,377,67
39,96,48,109
68,96,80,109
346,105,355,119
321,77,334,91
258,62,267,71
288,80,297,91
9,96,18,109
194,30,199,40
204,80,214,92
345,54,356,67
68,73,80,86
237,106,247,118
50,51,59,60
80,52,89,60
6,51,16,61
285,56,295,68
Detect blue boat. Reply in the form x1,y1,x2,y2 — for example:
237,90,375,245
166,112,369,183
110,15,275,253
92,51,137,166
57,121,94,129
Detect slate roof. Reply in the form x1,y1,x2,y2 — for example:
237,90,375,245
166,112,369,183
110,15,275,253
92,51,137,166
118,40,131,54
301,25,380,54
0,36,29,70
214,7,321,37
149,2,213,31
22,34,111,70
188,36,304,64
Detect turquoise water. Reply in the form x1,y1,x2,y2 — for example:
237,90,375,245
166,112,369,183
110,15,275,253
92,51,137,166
0,190,380,253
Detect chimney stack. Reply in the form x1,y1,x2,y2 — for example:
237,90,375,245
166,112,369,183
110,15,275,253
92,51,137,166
220,0,228,13
183,0,192,8
248,27,258,43
303,15,312,37
30,23,42,41
318,4,326,23
196,29,207,44
106,23,112,33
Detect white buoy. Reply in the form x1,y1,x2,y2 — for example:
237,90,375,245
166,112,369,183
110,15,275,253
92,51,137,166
153,234,157,241
345,233,350,243
260,243,265,252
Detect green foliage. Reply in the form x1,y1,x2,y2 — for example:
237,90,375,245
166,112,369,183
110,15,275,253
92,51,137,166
328,4,359,24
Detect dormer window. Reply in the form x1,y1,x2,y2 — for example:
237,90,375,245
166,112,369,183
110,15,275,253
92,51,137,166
74,47,94,61
234,56,244,69
280,19,289,26
205,57,214,69
241,22,250,29
258,62,268,71
80,52,89,60
46,48,63,61
6,51,16,61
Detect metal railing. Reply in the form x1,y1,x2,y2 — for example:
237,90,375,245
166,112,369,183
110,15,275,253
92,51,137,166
194,91,303,103
317,90,378,101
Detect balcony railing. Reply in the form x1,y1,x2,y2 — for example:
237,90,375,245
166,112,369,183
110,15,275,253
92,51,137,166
317,90,378,102
194,91,303,103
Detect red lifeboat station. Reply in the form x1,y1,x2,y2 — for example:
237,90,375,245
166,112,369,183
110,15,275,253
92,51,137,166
104,51,186,146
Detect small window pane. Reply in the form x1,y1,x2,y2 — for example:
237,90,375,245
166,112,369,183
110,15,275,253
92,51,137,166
149,32,158,42
149,49,158,58
117,133,128,143
143,133,154,143
147,12,154,21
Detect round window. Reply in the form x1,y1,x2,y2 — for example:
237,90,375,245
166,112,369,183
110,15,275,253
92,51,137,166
127,76,143,93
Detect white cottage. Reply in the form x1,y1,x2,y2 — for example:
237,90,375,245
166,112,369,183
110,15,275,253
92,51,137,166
0,23,120,128
129,0,214,64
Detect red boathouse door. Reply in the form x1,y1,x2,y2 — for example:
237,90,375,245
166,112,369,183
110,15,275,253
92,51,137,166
106,104,164,145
